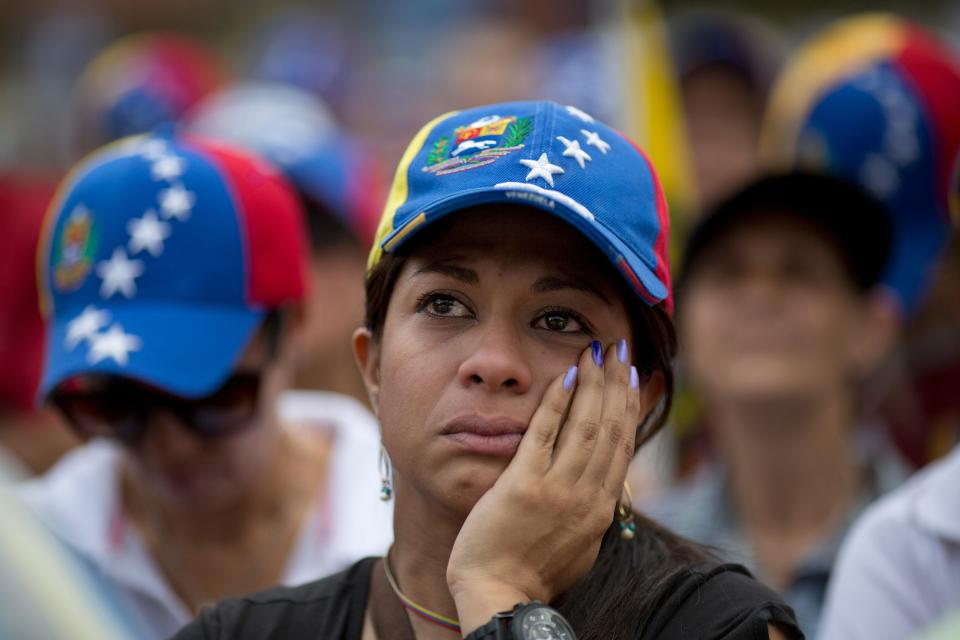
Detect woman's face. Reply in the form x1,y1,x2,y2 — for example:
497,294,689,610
358,207,635,515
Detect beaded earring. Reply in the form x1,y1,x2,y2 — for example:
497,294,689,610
379,445,393,502
618,481,637,540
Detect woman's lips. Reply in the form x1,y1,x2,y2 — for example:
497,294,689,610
441,415,528,457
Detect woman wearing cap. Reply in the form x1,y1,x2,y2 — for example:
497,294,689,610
18,132,391,640
175,102,802,640
650,173,906,638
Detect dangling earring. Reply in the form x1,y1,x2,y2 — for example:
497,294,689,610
379,445,393,502
617,480,637,540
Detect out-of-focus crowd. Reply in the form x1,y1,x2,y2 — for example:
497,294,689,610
1,2,959,639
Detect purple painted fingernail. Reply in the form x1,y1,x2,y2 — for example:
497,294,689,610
630,366,639,389
617,339,628,364
591,340,603,368
563,365,578,391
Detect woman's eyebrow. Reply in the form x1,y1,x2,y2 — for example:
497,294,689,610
412,262,479,285
532,275,611,305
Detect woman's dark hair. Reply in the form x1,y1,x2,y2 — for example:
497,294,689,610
365,249,711,639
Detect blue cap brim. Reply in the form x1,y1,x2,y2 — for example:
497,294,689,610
39,304,265,401
380,186,668,305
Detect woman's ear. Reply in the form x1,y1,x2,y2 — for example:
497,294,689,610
352,327,381,414
639,370,666,419
636,370,667,446
849,287,901,379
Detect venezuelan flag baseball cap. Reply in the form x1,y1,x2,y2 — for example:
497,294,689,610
761,13,960,314
37,129,310,400
78,33,224,145
368,101,673,310
186,82,385,247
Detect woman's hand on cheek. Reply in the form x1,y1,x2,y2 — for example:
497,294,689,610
447,338,642,635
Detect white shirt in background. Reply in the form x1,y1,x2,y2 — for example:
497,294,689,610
818,445,960,640
15,390,393,640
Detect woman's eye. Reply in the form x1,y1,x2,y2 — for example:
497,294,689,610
534,310,589,334
417,293,472,318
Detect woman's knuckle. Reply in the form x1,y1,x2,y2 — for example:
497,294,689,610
608,367,629,386
548,395,568,417
579,419,601,442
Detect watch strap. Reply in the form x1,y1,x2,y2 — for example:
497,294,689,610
464,603,526,640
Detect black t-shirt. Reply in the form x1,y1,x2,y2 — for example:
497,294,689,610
171,557,804,640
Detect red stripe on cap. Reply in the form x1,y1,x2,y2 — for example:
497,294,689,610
187,136,310,307
623,137,674,315
897,26,960,221
617,257,660,307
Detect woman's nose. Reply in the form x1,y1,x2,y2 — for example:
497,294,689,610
139,407,205,459
456,324,532,394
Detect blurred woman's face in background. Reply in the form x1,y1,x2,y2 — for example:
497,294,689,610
679,212,868,407
683,67,763,208
119,325,293,511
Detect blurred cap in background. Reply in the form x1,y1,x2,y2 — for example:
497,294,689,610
76,32,225,150
761,13,960,315
37,130,309,400
187,82,386,248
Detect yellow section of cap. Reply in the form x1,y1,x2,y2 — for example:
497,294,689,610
383,212,427,253
367,110,459,272
760,13,906,169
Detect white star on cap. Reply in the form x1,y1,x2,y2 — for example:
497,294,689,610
581,129,610,154
96,248,145,299
556,136,592,169
159,184,195,221
128,210,171,257
87,324,141,366
65,305,111,350
861,153,899,199
565,105,595,123
519,153,565,187
140,139,168,161
151,154,186,182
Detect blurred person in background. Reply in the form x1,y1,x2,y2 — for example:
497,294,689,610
818,440,960,639
0,172,78,475
760,13,960,465
670,10,783,212
816,150,960,640
187,81,386,407
241,7,352,114
74,32,224,157
886,227,960,462
637,9,786,490
16,130,391,639
1,456,144,639
651,172,905,638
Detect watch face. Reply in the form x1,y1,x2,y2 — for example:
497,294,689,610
513,605,576,640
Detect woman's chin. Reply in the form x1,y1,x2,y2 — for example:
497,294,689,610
433,457,511,513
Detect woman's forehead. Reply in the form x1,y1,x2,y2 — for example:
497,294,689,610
408,205,598,263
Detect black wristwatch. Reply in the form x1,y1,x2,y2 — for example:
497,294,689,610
464,601,576,640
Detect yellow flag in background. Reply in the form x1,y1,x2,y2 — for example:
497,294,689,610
618,0,698,258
